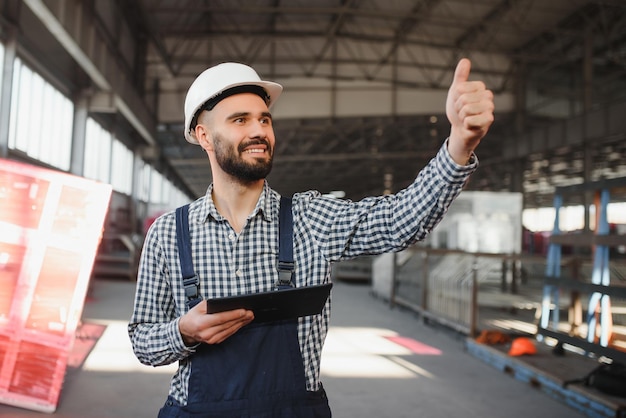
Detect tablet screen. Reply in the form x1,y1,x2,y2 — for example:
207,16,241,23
206,283,332,323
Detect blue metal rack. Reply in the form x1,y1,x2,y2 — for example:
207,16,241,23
540,194,562,333
538,177,626,363
586,189,612,346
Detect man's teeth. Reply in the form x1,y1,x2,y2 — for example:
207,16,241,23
245,149,265,153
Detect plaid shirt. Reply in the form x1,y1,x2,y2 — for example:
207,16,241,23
128,141,477,405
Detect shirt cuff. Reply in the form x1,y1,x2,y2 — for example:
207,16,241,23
170,317,200,354
437,138,478,185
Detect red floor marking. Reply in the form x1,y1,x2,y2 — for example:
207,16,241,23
384,336,442,355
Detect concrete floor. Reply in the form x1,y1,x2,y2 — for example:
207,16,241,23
0,278,589,418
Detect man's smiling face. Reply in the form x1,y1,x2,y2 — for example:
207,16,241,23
198,92,276,183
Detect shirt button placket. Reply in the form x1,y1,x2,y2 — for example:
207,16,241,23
228,229,244,289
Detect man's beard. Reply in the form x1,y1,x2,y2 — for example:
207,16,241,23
213,133,273,183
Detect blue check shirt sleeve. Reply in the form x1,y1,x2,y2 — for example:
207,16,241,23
128,216,197,366
295,140,477,261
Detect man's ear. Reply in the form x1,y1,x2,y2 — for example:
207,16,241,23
195,123,213,152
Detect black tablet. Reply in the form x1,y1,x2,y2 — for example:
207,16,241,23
206,283,333,323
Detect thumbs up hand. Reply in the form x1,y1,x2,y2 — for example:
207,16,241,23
445,58,494,165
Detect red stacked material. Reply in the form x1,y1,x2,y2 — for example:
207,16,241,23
0,159,112,413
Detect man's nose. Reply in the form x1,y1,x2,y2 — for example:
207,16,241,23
249,120,269,138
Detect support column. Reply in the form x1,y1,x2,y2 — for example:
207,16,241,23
513,59,526,136
510,159,523,193
0,32,17,159
69,92,89,176
583,144,592,231
582,23,594,232
583,24,593,113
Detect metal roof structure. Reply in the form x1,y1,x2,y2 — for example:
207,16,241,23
4,0,626,207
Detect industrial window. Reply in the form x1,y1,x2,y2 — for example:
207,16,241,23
8,58,73,170
150,167,163,204
136,160,151,202
161,177,188,207
110,138,133,195
135,160,189,207
84,118,112,184
84,117,133,195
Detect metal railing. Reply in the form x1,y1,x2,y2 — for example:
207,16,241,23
388,247,529,337
385,246,626,360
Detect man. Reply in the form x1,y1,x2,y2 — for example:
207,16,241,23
129,59,494,417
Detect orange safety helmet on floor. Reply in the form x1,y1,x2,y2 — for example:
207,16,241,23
508,337,537,356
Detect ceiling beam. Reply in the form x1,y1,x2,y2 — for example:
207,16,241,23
23,0,157,146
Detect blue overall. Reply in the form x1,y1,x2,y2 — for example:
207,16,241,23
157,197,332,418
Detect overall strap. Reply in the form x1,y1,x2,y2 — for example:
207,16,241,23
175,197,295,300
276,196,295,288
175,204,199,305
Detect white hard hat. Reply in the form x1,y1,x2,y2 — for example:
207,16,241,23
183,63,283,144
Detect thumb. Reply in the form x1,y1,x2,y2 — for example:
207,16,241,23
452,58,471,85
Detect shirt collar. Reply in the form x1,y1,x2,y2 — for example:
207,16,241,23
200,181,275,223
